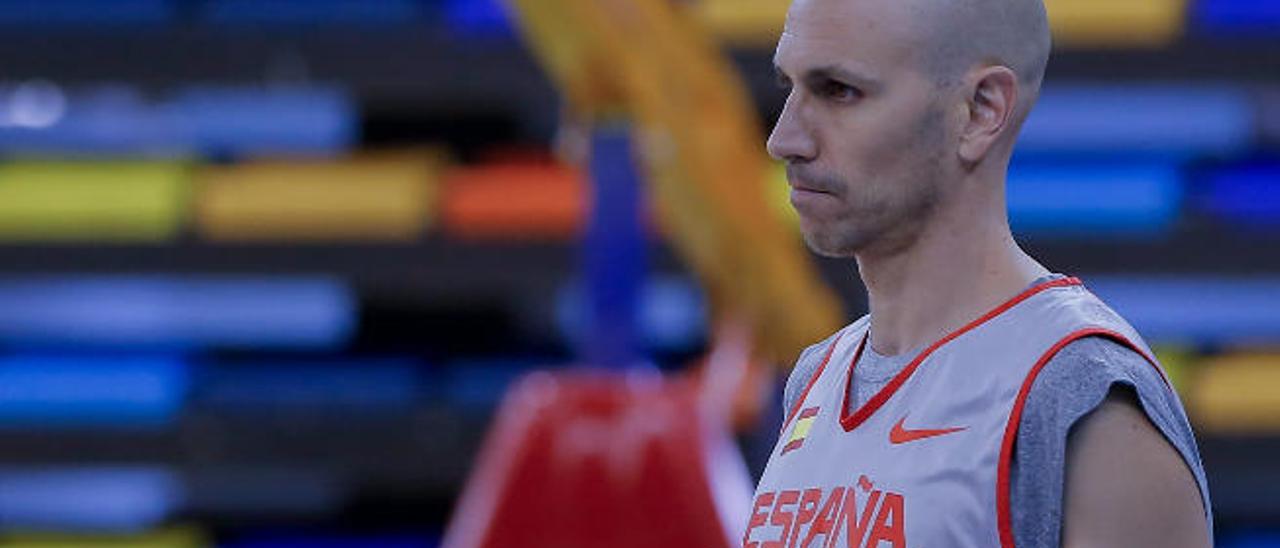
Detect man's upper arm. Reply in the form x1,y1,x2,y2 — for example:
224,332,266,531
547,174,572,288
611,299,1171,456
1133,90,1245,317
1062,384,1211,547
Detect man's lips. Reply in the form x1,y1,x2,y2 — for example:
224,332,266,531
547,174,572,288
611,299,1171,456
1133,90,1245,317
785,167,835,194
788,180,835,195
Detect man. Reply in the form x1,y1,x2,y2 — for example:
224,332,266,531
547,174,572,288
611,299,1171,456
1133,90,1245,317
744,0,1213,546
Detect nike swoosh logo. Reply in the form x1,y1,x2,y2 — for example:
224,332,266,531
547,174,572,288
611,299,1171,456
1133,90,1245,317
889,415,967,445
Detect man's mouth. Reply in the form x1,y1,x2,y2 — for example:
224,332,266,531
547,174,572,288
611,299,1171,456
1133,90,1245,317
791,184,830,194
789,179,835,196
785,167,836,195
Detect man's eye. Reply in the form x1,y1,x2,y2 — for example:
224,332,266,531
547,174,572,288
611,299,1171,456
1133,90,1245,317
775,74,793,91
821,81,860,102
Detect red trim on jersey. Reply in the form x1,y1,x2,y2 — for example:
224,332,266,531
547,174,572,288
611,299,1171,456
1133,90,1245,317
838,277,1084,432
780,331,846,435
781,438,805,455
995,328,1170,548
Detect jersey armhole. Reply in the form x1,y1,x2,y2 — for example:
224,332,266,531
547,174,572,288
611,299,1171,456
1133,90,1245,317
995,328,1170,548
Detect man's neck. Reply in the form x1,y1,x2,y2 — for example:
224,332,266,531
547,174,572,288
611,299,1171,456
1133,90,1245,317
854,192,1049,357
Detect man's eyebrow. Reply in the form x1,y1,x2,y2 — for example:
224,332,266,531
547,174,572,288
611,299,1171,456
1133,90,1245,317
774,62,883,92
804,65,883,92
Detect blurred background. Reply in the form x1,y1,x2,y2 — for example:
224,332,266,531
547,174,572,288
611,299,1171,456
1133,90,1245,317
0,0,1276,546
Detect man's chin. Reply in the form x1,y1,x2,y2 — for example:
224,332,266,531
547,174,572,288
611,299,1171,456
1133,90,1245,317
801,230,862,259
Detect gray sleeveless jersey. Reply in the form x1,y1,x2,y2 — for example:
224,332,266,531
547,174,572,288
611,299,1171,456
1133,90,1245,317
744,278,1190,548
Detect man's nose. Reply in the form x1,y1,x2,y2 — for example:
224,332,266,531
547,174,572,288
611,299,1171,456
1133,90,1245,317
767,96,818,163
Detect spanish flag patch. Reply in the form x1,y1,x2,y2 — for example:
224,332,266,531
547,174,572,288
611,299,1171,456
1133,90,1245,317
781,406,820,455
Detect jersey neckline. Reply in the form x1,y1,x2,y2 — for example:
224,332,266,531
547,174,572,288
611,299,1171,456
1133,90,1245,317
837,277,1084,432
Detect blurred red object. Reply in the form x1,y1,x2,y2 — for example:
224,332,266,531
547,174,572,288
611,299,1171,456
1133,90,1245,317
443,370,749,548
440,157,586,240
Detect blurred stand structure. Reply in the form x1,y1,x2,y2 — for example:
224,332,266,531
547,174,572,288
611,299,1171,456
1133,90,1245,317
0,0,1274,546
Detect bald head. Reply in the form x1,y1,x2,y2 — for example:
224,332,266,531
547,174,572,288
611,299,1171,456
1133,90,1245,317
780,0,1052,101
913,0,1053,101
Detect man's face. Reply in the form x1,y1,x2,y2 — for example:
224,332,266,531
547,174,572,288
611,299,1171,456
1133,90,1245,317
769,0,955,258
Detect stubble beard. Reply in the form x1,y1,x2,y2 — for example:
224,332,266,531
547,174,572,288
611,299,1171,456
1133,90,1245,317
800,108,949,259
800,191,939,259
801,157,946,260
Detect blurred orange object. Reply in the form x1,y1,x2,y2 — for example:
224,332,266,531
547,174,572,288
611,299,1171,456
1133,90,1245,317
443,372,750,548
194,150,440,242
440,158,587,240
1045,0,1187,47
693,0,789,47
1191,353,1280,434
508,0,844,365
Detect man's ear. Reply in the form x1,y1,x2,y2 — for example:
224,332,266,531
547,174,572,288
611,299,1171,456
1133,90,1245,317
958,66,1019,165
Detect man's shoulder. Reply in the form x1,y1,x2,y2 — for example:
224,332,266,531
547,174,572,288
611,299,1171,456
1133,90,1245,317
1014,333,1188,476
1010,334,1212,545
1031,335,1165,400
781,322,862,415
1017,334,1175,429
1023,332,1208,504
